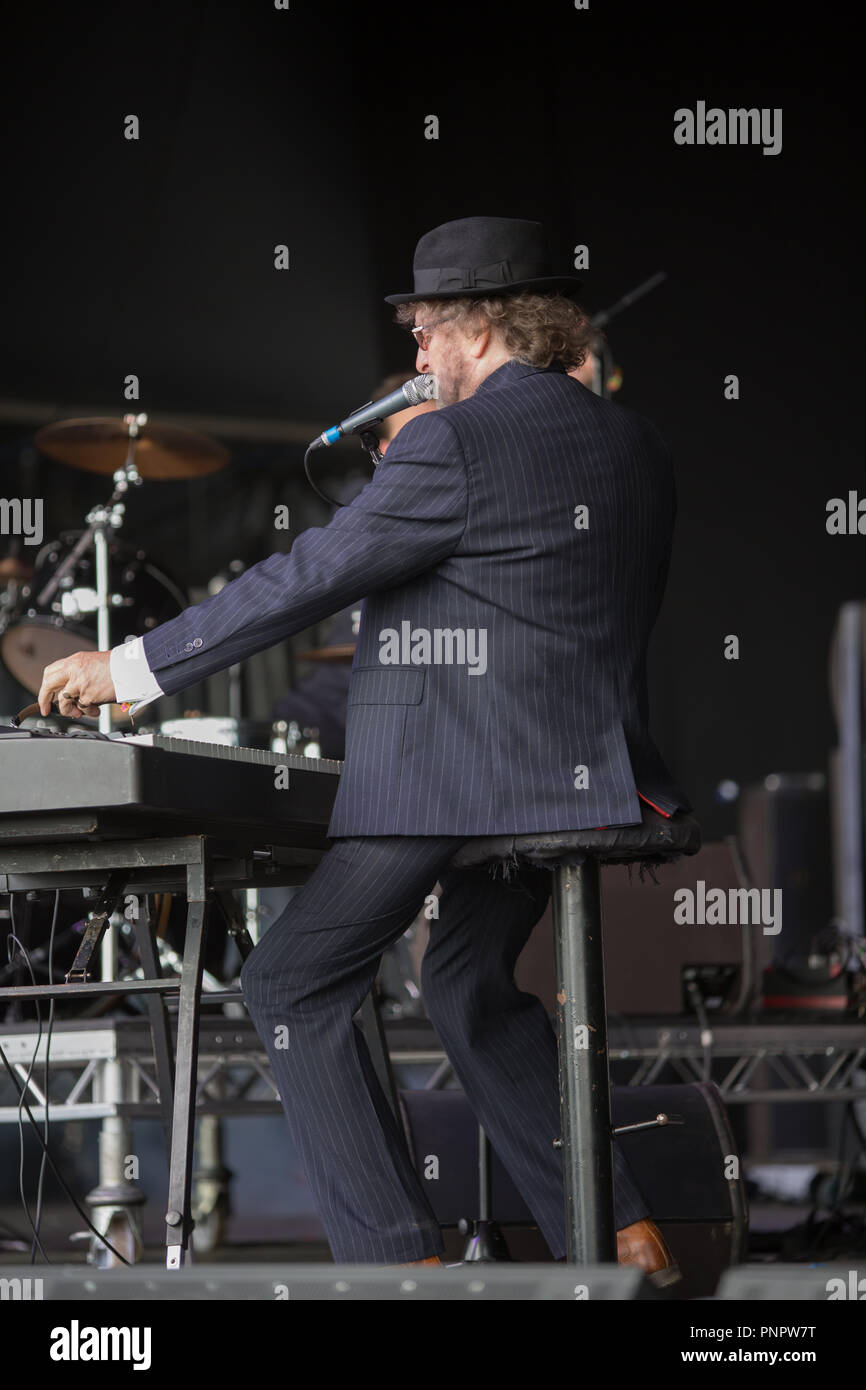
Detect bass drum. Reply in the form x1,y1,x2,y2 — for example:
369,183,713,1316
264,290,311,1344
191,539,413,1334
0,531,187,696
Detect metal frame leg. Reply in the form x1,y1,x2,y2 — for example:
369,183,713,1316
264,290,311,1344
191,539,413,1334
552,856,616,1263
165,843,208,1269
134,899,176,1159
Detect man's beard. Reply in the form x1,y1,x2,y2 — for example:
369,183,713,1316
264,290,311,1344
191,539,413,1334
434,355,470,407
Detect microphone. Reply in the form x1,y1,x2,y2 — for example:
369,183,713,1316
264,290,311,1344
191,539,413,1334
311,374,437,449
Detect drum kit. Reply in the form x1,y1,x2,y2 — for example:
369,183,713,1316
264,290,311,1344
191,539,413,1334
0,410,357,746
0,412,426,1267
0,410,429,1268
0,412,227,732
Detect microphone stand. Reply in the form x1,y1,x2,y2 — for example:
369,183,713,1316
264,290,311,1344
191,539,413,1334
590,271,667,398
590,270,667,333
590,336,615,400
355,424,384,467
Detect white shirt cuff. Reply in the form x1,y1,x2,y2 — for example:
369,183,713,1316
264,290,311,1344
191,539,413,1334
110,637,164,709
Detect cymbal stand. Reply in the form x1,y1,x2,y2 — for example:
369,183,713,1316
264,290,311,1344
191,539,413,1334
44,415,149,1262
35,413,146,734
93,414,146,733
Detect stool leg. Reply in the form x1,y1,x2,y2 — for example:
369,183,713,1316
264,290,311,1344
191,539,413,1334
552,857,617,1263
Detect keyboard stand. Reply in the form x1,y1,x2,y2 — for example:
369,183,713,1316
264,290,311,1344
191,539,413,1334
0,828,322,1270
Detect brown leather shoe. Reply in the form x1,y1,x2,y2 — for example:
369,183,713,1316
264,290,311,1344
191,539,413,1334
617,1219,681,1288
397,1256,443,1266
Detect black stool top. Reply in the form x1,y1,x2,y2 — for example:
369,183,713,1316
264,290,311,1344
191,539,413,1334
450,802,701,870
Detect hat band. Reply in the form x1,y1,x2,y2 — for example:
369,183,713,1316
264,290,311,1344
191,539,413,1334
413,259,549,294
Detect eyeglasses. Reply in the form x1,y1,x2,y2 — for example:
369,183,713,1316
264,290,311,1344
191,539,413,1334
410,314,456,351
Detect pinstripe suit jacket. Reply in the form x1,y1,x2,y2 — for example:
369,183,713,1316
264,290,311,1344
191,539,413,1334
142,359,691,835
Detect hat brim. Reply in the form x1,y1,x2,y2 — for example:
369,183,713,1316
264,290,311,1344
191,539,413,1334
384,275,584,306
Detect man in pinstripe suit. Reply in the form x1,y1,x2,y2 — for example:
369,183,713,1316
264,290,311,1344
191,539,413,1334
39,217,691,1276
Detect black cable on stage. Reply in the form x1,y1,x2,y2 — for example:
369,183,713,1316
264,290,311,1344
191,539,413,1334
833,1099,866,1210
6,912,49,1263
0,1216,31,1250
0,1041,132,1267
846,1094,866,1155
1,895,131,1266
796,1086,866,1259
30,889,60,1262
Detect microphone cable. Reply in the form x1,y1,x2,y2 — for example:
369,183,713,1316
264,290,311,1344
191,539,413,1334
303,442,346,509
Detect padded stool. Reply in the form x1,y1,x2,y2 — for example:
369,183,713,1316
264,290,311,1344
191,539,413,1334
450,801,701,1263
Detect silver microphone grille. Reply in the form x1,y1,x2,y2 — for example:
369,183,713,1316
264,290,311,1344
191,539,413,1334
403,374,438,405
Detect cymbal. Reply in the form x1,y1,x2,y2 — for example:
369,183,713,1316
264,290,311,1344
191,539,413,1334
0,556,35,581
296,644,357,664
35,418,229,479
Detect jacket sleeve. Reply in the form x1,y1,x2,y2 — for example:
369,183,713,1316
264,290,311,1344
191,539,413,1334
141,410,468,696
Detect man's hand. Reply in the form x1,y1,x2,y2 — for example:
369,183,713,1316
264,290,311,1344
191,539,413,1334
38,650,117,719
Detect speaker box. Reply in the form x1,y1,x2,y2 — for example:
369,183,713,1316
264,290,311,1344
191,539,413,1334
738,772,843,1003
399,1081,747,1298
514,840,746,1015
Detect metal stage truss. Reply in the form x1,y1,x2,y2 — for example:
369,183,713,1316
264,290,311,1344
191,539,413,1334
1,1015,865,1123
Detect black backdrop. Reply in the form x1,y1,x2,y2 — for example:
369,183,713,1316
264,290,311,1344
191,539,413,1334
0,2,862,835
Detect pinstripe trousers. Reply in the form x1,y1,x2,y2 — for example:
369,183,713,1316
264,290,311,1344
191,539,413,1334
240,835,650,1262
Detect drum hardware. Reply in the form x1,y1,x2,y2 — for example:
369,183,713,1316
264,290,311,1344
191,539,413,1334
0,557,34,582
1,538,182,712
69,413,137,736
0,555,35,640
2,411,203,706
270,717,321,758
12,413,226,1265
1,414,232,1265
34,415,229,480
33,481,133,616
141,937,225,995
2,415,142,729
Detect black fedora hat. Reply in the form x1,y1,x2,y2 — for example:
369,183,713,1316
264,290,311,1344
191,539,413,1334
384,216,583,305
